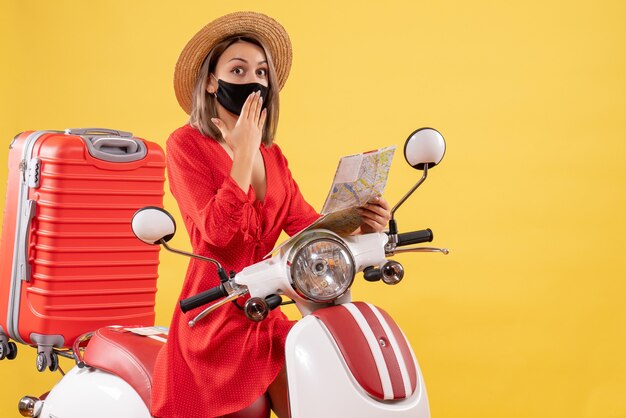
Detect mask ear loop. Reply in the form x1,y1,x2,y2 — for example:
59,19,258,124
209,73,219,98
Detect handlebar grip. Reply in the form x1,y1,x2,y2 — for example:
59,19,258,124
266,294,283,310
396,229,433,246
363,266,383,282
180,285,227,313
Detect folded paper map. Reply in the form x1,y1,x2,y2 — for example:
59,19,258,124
266,145,395,256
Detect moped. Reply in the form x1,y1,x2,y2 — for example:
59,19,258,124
18,127,449,418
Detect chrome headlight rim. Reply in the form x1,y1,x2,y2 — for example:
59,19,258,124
287,230,355,303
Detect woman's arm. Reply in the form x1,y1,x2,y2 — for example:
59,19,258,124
167,132,261,247
211,91,267,194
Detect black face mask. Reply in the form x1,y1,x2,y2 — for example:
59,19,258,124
215,79,269,116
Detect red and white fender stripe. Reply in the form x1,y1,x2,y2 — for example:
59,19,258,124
366,303,413,398
343,303,395,399
341,302,415,400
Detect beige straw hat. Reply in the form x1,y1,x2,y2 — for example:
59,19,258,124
174,11,292,114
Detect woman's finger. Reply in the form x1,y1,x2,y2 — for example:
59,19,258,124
359,208,388,231
359,208,388,227
258,108,268,130
362,201,391,220
239,92,256,121
247,90,261,122
251,90,263,122
375,196,391,211
360,216,378,229
359,215,384,233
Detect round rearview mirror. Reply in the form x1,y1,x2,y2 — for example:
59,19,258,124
131,207,176,245
404,128,446,170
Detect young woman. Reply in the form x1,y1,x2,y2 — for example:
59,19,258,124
151,12,392,418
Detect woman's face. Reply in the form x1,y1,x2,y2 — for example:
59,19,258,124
208,41,269,92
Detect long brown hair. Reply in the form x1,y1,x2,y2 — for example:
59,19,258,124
188,34,280,145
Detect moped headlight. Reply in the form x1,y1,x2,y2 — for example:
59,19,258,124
287,232,355,303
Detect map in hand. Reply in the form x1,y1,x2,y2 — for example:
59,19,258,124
265,145,395,257
321,145,396,215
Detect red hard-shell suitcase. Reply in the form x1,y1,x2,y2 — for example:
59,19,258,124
0,128,165,370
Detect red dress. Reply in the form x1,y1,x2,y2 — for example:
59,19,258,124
151,125,320,417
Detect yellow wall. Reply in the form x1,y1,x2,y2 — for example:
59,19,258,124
1,1,625,417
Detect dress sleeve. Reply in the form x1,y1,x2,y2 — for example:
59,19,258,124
279,150,321,237
166,130,261,247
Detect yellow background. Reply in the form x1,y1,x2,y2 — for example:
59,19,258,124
1,0,625,417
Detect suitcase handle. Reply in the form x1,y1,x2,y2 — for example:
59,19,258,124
65,128,133,138
83,137,148,163
92,137,139,154
17,200,37,282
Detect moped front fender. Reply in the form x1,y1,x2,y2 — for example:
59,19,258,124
285,302,430,418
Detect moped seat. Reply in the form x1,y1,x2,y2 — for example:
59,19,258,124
83,326,165,408
82,326,271,417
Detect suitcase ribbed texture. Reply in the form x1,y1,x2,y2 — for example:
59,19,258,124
1,130,166,351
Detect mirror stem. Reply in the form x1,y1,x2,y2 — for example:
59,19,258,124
390,164,428,221
386,165,428,252
160,239,224,271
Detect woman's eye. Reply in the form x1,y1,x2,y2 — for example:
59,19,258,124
232,67,244,75
257,68,267,77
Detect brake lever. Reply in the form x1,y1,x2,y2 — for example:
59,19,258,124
386,246,450,256
188,287,248,328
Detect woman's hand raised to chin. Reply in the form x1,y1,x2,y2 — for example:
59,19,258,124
211,90,267,158
211,91,267,192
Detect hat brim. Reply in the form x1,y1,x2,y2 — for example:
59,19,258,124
174,11,292,115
